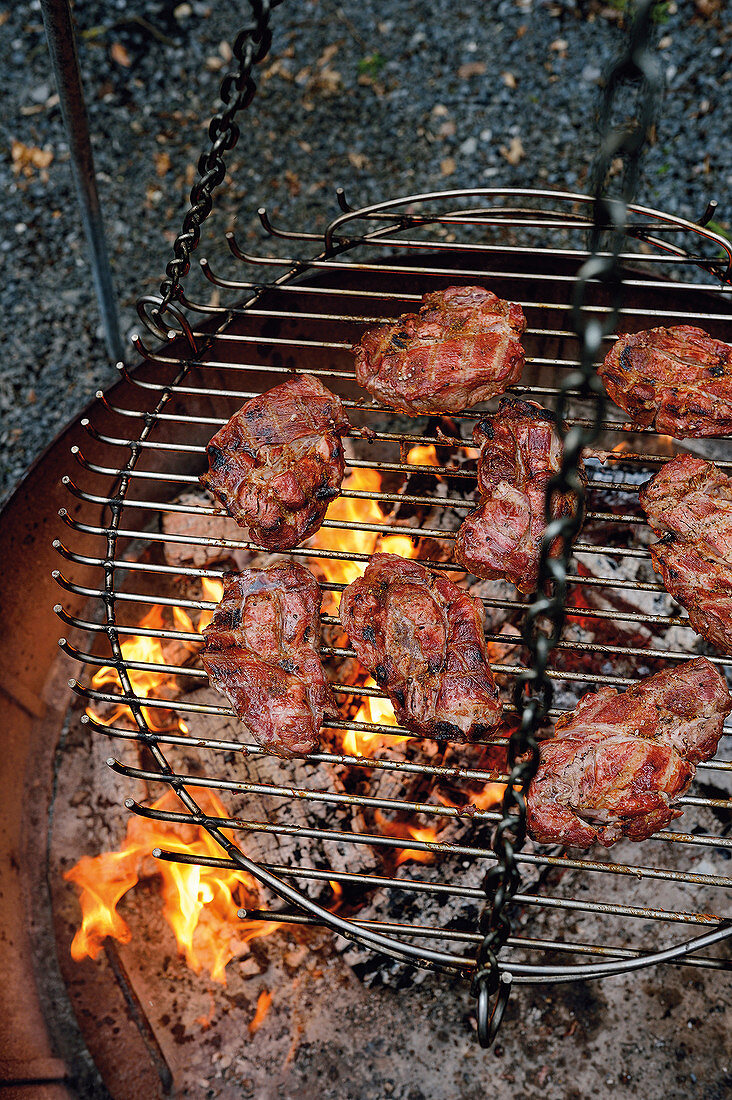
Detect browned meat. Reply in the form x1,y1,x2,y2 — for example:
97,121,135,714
527,658,731,848
339,553,502,741
200,375,350,550
639,454,732,653
454,398,583,593
353,286,526,414
202,561,336,757
599,326,732,437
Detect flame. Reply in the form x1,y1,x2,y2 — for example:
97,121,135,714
373,811,439,866
308,466,418,588
248,989,273,1035
197,576,224,632
88,606,184,732
329,880,344,910
406,443,439,467
342,678,411,758
469,783,506,810
65,788,279,984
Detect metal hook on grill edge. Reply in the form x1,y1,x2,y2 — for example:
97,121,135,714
136,295,199,357
476,972,513,1049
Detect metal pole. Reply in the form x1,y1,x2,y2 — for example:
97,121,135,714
40,0,124,362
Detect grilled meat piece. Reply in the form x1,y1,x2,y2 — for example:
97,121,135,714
527,658,731,848
353,285,526,414
599,325,732,437
454,398,583,594
200,374,350,550
202,561,336,757
339,553,502,741
639,454,732,653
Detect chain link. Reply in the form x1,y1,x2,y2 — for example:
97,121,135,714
150,0,283,332
472,0,662,1047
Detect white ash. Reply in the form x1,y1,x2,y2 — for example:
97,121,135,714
162,488,254,571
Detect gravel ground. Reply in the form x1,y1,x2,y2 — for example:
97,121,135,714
1,0,730,501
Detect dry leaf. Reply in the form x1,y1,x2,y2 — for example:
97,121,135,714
0,12,10,28
348,151,369,170
499,137,525,166
458,61,486,79
11,140,54,177
694,0,721,14
440,157,456,177
501,71,517,89
285,169,301,196
154,151,171,178
317,43,340,68
516,24,528,38
110,41,131,67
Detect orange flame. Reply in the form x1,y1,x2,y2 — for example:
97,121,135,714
342,679,410,758
248,989,273,1035
406,443,439,467
309,466,418,589
88,605,184,732
197,576,224,633
65,788,279,984
373,811,439,866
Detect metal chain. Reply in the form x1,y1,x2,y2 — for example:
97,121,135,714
146,0,283,336
472,0,662,1047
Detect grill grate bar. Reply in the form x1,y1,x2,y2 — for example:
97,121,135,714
158,848,730,929
53,555,697,631
219,241,732,297
59,595,732,680
73,681,732,758
81,418,732,475
198,265,732,324
69,453,646,524
81,716,732,785
80,416,732,479
125,791,732,887
66,620,732,698
234,909,732,971
62,481,661,557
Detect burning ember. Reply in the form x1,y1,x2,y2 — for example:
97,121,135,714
64,788,278,984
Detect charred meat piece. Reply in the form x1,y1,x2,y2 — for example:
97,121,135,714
353,286,526,414
202,561,336,757
639,454,732,653
454,398,583,594
527,658,731,848
599,326,732,437
339,553,502,741
200,375,350,550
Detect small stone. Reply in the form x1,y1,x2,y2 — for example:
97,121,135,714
459,137,478,156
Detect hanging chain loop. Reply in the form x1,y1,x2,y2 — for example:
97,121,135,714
146,0,283,337
471,0,662,1047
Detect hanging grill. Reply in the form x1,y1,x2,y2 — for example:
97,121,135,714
55,187,732,991
51,0,732,1046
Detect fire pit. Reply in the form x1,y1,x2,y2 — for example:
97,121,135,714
1,193,731,1096
2,3,731,1094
